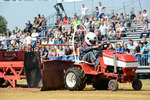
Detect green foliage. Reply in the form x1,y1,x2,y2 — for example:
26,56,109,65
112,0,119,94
0,15,7,33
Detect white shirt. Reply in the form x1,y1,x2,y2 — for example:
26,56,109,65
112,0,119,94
0,36,6,45
25,36,31,44
143,13,148,19
31,32,39,41
48,39,55,45
10,34,16,44
81,7,88,16
98,5,105,14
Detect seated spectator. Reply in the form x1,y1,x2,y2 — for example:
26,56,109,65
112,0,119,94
37,14,42,27
10,30,16,45
137,11,143,23
54,16,62,28
113,42,117,50
84,18,90,28
133,50,138,61
39,27,46,38
49,47,57,60
146,38,150,65
121,40,124,47
64,46,73,60
130,11,136,22
41,15,47,27
63,16,69,25
116,43,124,52
73,17,81,29
26,20,32,30
128,40,136,54
47,28,53,38
48,37,55,45
110,13,115,20
142,36,148,46
41,38,48,44
135,42,148,65
142,9,148,22
40,46,48,60
140,20,150,38
33,17,39,29
136,40,141,53
55,37,63,45
24,25,31,34
107,44,115,50
55,46,65,60
89,14,95,22
124,44,130,54
0,33,6,48
5,29,11,48
119,13,124,22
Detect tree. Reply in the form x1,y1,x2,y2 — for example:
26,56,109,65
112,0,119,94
0,15,7,33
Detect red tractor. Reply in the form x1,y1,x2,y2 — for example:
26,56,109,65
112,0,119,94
64,49,142,91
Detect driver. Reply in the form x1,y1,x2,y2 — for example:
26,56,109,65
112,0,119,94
80,32,100,68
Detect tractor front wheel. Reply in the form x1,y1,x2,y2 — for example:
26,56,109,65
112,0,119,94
64,67,87,91
108,79,118,91
132,79,142,90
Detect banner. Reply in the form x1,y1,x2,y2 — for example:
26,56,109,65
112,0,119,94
62,0,89,2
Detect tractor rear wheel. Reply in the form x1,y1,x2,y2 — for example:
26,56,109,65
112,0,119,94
93,80,108,90
0,78,5,86
64,67,87,91
108,79,118,91
132,79,142,90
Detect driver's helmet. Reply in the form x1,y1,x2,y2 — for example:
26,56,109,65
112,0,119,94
85,32,98,46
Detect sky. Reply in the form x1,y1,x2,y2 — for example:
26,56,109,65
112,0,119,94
0,0,150,31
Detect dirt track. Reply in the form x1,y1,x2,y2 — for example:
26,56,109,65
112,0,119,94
0,80,150,100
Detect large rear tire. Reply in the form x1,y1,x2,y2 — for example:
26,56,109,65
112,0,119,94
132,79,142,90
64,67,87,91
108,79,118,91
93,80,108,90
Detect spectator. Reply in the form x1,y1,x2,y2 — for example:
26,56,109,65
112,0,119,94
137,11,143,23
107,44,115,50
110,13,115,20
140,20,150,38
49,47,57,60
31,29,39,48
33,17,39,29
98,2,109,18
142,36,148,46
48,37,55,45
47,28,53,38
121,40,124,47
15,26,18,34
54,16,62,28
37,14,42,27
39,27,46,38
0,41,3,49
116,43,124,52
5,29,11,48
25,32,31,47
26,20,32,30
24,25,31,34
135,42,148,65
79,4,92,20
128,40,136,54
10,31,16,45
130,11,136,22
142,9,148,22
136,40,141,53
0,33,6,48
124,44,130,54
95,7,99,20
41,15,47,28
99,21,107,40
146,39,150,65
41,38,48,44
73,17,81,29
64,46,73,59
40,46,48,60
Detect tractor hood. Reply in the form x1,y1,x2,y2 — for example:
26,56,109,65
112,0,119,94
102,50,138,68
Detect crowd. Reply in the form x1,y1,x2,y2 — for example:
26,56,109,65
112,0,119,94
0,2,150,65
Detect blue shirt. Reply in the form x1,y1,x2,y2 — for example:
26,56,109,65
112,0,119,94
146,44,150,56
40,30,45,38
99,24,107,35
144,23,150,32
140,46,148,58
116,47,124,52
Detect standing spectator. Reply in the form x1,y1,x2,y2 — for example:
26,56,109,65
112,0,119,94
15,26,18,34
99,21,107,40
142,9,148,22
79,4,92,20
25,32,31,47
39,27,46,38
98,2,109,18
135,42,148,65
10,31,16,45
54,16,62,28
31,29,39,48
38,14,42,27
5,29,11,48
136,40,141,53
116,43,124,52
128,40,136,54
26,20,32,30
95,7,99,20
41,15,47,28
140,20,150,38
